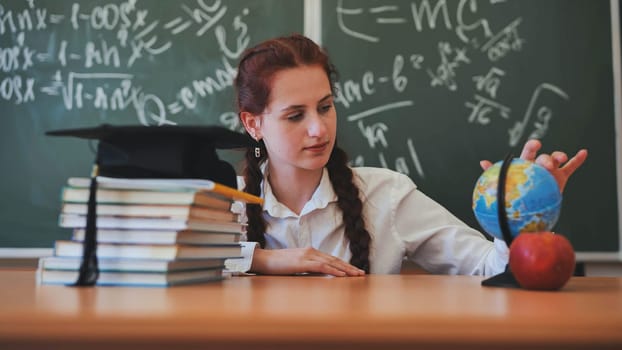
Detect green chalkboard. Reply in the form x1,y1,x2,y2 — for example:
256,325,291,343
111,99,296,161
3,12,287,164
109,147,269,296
0,0,303,248
322,0,620,255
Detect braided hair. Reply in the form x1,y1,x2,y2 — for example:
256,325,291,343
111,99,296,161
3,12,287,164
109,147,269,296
234,34,372,272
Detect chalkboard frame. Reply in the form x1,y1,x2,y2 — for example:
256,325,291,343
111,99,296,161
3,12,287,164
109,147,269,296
1,0,621,264
316,0,622,262
0,0,304,256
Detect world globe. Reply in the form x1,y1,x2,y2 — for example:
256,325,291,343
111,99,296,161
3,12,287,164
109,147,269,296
472,158,562,241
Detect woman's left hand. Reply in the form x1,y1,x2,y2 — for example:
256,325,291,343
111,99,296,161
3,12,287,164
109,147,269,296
479,139,588,193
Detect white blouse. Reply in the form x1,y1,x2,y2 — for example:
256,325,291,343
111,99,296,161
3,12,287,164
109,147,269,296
225,166,508,276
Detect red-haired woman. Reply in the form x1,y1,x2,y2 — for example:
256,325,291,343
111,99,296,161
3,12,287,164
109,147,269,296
226,34,587,276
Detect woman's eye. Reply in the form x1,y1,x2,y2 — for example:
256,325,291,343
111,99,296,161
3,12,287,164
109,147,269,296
319,104,332,114
287,113,303,121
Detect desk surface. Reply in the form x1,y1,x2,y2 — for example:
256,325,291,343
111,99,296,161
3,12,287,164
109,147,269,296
1,270,621,350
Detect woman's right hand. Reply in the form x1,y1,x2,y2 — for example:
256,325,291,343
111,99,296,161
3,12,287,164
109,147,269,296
250,247,366,277
479,139,587,193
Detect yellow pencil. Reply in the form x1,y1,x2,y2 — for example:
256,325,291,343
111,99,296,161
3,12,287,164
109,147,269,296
211,183,264,205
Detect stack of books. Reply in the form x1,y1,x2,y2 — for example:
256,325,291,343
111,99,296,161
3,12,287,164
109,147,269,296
37,176,259,287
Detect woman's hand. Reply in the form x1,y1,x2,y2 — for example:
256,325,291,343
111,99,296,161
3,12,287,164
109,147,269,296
250,247,366,277
479,139,588,193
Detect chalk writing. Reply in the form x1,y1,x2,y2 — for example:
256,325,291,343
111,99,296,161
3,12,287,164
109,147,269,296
334,72,376,109
215,8,249,60
473,66,504,98
346,100,414,122
353,137,424,179
325,0,577,179
337,0,408,42
480,18,524,61
465,94,511,125
427,41,470,91
378,138,424,178
219,111,242,132
409,54,424,69
337,0,495,46
165,0,227,37
410,0,451,32
1,0,256,127
1,75,35,104
1,33,35,72
465,67,510,125
508,83,568,147
0,2,48,34
0,0,584,182
0,0,614,255
455,0,492,44
358,120,389,148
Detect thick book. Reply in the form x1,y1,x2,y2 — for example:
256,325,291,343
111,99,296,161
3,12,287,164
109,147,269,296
61,202,239,222
37,267,224,286
54,240,242,260
62,187,233,211
59,214,245,233
71,228,241,245
67,176,264,205
39,256,226,272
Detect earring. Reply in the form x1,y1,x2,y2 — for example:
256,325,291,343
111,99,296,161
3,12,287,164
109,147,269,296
254,147,261,158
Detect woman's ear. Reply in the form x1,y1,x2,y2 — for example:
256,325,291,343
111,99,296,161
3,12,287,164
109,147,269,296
240,112,262,140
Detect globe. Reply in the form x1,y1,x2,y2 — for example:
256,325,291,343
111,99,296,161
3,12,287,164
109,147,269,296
472,158,562,241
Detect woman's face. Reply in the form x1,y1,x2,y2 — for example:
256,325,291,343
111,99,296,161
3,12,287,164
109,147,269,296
246,65,337,174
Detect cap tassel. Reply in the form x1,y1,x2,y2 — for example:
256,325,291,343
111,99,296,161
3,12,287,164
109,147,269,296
72,165,100,286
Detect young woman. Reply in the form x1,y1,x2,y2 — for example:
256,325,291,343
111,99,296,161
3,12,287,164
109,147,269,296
226,34,587,276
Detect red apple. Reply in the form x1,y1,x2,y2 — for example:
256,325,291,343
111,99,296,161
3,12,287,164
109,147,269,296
509,232,576,290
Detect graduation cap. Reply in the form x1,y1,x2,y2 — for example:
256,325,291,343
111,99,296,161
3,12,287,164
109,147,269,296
46,124,253,286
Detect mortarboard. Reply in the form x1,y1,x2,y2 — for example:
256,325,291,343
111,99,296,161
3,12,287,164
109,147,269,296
46,124,254,286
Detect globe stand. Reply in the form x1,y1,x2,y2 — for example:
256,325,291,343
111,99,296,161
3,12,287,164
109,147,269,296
481,264,520,288
481,153,521,288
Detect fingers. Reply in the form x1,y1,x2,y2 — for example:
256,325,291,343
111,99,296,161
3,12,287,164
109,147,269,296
481,139,568,171
519,139,542,161
551,151,569,166
481,138,541,170
478,140,587,194
560,149,588,177
535,153,555,170
252,248,365,276
533,148,587,193
480,160,493,170
480,140,587,195
303,249,365,277
305,261,347,277
536,149,586,171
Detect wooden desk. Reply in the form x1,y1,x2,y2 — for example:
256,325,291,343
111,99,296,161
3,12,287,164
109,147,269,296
1,270,621,350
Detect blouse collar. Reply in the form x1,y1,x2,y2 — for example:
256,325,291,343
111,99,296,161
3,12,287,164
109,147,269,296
260,161,337,218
